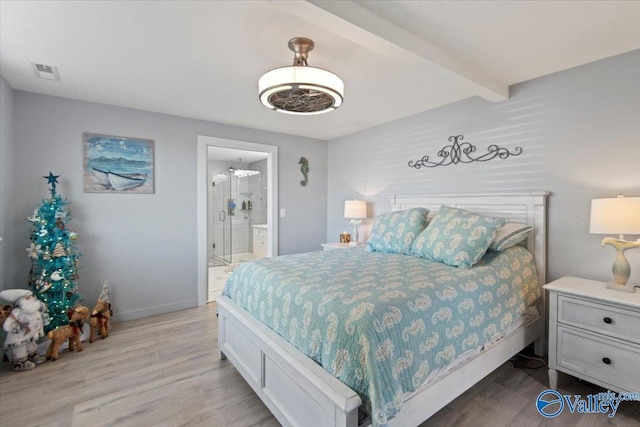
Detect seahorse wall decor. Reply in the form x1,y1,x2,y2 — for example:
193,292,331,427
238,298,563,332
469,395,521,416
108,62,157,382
299,157,309,186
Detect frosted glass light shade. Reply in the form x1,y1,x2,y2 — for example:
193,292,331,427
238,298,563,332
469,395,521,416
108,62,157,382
344,200,367,219
590,197,640,235
259,66,344,115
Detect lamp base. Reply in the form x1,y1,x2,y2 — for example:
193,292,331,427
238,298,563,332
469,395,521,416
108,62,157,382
605,281,638,293
349,219,362,245
601,237,640,293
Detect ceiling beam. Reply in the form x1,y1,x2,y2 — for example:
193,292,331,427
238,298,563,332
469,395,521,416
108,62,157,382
268,0,508,102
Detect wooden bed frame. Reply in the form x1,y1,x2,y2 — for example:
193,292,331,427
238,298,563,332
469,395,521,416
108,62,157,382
217,192,548,427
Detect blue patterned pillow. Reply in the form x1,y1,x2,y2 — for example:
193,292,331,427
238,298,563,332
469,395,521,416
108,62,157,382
411,206,506,268
365,208,429,254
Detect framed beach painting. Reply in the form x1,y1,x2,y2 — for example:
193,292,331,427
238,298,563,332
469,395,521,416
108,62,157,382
83,133,154,194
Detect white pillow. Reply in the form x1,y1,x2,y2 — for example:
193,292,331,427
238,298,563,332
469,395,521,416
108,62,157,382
489,223,533,251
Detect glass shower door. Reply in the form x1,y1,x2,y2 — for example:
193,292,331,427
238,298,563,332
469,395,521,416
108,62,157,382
217,170,233,263
213,166,258,264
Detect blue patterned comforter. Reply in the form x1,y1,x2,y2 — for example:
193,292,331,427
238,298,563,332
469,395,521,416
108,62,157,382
222,246,539,426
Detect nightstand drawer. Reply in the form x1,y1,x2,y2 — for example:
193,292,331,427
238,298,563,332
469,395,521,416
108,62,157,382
557,326,640,393
558,295,640,345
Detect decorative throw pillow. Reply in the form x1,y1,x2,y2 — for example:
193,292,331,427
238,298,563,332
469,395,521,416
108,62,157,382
488,222,533,251
365,208,429,254
411,206,506,268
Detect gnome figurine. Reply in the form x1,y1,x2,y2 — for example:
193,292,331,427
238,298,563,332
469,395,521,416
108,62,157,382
0,289,49,371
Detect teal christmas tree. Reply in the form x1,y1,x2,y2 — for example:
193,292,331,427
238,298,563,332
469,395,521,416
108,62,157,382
26,172,82,332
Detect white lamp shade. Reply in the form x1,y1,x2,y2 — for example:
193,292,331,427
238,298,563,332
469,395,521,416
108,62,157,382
344,200,366,219
258,66,344,114
590,197,640,235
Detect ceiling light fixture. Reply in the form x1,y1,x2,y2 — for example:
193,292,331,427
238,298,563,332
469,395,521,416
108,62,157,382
258,37,344,115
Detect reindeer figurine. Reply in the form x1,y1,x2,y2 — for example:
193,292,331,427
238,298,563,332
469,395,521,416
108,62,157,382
90,281,113,343
89,300,112,342
45,306,90,361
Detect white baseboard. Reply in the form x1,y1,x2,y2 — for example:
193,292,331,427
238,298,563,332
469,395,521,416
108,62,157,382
113,299,198,322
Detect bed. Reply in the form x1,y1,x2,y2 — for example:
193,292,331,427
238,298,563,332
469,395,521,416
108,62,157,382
217,192,548,427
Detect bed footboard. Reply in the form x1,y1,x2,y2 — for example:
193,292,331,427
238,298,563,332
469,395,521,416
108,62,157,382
217,296,362,427
387,314,544,426
218,294,543,427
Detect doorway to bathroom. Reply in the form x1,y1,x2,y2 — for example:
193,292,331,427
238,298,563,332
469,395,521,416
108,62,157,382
197,136,278,305
209,151,266,265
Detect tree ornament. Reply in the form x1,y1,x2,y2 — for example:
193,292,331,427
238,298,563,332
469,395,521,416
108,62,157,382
55,207,67,219
35,269,53,292
55,218,65,230
26,243,42,259
69,231,78,240
52,242,66,258
38,281,53,293
27,209,41,223
50,270,63,281
42,250,51,260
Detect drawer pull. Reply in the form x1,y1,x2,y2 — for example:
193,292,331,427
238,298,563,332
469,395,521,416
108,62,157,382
602,357,611,365
603,317,612,324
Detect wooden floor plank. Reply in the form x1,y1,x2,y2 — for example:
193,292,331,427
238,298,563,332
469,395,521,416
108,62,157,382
1,303,638,426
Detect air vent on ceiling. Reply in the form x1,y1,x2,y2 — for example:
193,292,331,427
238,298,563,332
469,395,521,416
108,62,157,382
31,62,60,81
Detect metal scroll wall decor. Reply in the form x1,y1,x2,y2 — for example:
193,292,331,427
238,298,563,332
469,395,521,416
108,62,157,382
408,135,522,169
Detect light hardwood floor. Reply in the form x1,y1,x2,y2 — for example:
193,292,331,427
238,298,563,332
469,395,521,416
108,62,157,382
1,304,638,427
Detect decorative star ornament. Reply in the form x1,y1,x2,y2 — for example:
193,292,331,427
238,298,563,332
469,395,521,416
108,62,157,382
44,172,60,191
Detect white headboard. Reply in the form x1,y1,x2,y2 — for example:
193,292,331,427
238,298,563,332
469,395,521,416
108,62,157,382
391,192,549,285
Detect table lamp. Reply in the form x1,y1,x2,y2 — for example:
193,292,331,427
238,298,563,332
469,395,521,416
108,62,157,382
589,195,640,292
344,200,367,245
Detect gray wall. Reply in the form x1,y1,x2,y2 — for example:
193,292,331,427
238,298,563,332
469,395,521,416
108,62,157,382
328,50,640,284
0,76,14,290
5,92,327,319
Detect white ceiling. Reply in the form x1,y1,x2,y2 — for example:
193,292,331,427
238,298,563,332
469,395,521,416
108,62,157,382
207,146,267,163
2,1,639,141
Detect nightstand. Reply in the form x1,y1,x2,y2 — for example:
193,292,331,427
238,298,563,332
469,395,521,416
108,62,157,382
544,276,640,393
321,242,364,251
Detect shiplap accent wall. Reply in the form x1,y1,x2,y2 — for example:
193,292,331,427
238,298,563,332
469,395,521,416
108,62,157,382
328,49,640,284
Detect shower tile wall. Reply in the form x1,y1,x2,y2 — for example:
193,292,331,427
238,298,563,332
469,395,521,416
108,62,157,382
249,159,268,225
208,159,265,260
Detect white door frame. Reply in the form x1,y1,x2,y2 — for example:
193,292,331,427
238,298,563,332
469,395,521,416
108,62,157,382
197,135,278,306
